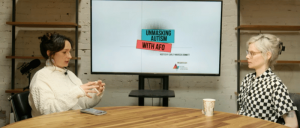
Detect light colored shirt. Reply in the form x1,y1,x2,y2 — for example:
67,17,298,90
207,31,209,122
29,60,104,117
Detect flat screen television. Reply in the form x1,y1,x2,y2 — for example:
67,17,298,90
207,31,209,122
91,0,222,76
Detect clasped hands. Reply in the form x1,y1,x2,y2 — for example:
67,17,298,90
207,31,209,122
80,80,105,98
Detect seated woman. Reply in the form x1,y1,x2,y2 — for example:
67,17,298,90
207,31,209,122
237,34,298,128
29,33,105,117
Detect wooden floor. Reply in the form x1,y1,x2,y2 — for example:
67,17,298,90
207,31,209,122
4,106,288,128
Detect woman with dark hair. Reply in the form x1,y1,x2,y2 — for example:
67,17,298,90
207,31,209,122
238,34,298,128
28,33,105,117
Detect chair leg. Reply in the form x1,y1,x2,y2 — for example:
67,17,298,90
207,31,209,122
9,113,15,124
9,96,19,122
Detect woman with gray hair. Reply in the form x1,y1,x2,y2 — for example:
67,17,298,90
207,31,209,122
237,34,298,128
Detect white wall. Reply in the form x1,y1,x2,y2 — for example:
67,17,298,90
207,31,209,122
0,0,299,126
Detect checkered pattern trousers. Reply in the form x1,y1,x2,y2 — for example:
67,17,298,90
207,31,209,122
237,68,297,122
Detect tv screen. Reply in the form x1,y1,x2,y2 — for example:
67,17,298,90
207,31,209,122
91,0,222,75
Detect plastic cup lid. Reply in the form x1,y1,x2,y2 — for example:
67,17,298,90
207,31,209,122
203,98,216,101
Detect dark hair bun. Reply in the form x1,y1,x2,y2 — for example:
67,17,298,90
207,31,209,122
38,33,50,42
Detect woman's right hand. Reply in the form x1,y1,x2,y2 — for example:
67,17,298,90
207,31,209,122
80,82,99,98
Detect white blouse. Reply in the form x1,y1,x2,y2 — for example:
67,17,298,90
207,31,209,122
28,60,104,117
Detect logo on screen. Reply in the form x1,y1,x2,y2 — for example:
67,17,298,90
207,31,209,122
173,64,179,69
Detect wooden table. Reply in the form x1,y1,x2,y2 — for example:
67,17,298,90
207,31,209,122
3,106,287,128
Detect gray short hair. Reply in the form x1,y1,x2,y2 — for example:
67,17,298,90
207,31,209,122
246,34,284,70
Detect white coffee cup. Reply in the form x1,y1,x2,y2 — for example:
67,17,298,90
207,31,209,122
202,98,216,116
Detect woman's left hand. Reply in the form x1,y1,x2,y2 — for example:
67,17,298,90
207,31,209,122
94,80,105,96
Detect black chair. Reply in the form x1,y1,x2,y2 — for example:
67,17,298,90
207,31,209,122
289,93,300,127
276,93,300,126
8,91,32,121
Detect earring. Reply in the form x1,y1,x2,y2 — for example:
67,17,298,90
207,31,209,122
51,59,55,64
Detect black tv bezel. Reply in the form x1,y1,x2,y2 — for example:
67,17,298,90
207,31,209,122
90,0,223,76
